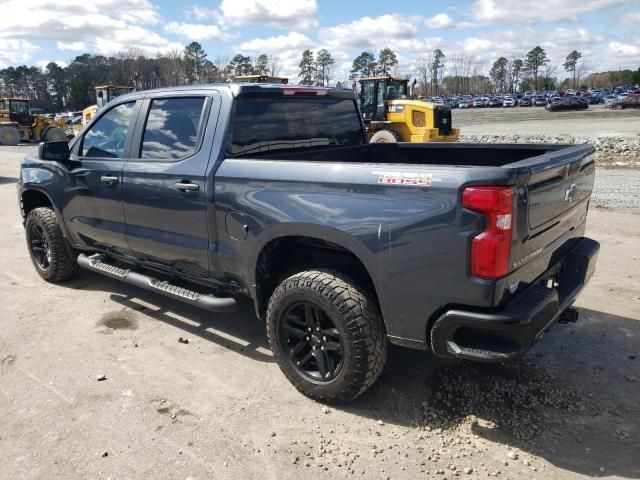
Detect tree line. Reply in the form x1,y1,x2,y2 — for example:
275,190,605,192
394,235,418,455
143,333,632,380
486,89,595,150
2,40,638,112
0,42,283,111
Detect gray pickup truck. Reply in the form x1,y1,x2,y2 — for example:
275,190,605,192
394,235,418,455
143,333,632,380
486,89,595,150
18,83,599,402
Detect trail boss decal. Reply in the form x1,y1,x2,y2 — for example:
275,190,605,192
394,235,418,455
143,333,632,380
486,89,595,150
374,171,433,186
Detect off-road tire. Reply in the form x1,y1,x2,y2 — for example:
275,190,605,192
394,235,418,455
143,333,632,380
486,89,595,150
266,270,387,402
0,126,20,146
25,207,78,283
43,127,67,142
369,129,400,143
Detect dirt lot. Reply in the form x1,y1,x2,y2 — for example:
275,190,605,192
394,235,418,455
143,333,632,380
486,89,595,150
1,144,639,480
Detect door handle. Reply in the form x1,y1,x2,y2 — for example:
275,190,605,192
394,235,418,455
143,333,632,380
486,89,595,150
174,182,200,192
100,175,119,185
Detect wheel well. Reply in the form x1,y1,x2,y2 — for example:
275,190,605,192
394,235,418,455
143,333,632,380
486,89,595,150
255,236,379,319
21,190,53,219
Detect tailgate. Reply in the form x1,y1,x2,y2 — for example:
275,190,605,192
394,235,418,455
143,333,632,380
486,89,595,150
525,146,595,229
506,144,595,280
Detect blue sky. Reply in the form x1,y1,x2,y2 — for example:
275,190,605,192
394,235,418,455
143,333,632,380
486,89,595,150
1,0,639,82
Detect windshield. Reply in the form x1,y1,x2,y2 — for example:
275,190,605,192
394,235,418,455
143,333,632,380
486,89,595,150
9,100,29,114
228,97,365,157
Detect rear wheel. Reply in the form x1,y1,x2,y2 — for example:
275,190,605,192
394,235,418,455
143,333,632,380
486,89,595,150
0,126,20,146
614,104,623,110
369,129,400,143
266,270,387,402
25,207,78,283
43,127,67,142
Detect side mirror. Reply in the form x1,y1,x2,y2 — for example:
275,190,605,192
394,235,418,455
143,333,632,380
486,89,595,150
38,141,70,161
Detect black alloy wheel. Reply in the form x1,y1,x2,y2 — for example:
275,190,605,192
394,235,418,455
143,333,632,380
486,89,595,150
28,223,51,271
280,302,343,383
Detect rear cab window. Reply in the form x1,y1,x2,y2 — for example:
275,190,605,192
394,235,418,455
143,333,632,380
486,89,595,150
139,97,207,160
228,96,365,157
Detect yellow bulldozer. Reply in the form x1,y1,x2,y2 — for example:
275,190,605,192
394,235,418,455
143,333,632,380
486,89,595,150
0,98,67,146
74,84,135,134
358,76,459,143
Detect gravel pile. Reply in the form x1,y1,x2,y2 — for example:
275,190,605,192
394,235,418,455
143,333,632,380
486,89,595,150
459,134,640,168
421,359,598,443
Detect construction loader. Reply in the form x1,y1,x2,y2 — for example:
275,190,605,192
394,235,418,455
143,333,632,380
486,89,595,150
74,85,135,134
358,76,459,143
0,98,67,146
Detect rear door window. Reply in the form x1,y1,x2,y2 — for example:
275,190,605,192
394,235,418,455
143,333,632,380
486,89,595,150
140,97,206,160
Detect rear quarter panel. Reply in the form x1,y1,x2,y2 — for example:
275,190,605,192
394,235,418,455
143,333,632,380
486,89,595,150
213,159,521,344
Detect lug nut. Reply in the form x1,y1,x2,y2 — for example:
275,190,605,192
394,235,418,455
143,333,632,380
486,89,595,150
322,336,327,342
307,327,312,332
316,327,320,331
320,346,325,351
305,336,310,341
312,346,317,351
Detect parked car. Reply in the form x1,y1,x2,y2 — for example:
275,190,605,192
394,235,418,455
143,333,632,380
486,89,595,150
545,97,589,111
488,97,502,107
503,96,517,107
458,100,471,109
519,96,532,106
608,96,640,110
17,82,599,402
533,95,547,106
472,98,484,108
603,94,618,106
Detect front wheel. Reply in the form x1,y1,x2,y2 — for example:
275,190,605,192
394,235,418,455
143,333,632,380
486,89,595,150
266,270,387,402
43,127,67,142
0,126,20,146
25,207,78,283
369,129,400,143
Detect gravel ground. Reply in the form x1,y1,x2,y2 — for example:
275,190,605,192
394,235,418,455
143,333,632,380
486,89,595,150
453,104,640,137
1,145,639,480
459,134,640,169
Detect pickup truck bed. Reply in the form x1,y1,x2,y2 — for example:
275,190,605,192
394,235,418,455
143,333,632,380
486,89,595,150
18,83,599,402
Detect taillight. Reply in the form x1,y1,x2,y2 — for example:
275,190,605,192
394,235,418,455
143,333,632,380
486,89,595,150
462,186,514,279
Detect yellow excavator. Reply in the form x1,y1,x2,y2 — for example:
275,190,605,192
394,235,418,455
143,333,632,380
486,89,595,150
358,76,459,143
74,85,135,134
0,97,66,146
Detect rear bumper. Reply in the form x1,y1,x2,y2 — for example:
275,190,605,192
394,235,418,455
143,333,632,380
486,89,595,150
430,237,599,362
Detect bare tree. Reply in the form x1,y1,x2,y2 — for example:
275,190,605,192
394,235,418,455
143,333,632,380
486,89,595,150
415,53,433,96
268,56,283,77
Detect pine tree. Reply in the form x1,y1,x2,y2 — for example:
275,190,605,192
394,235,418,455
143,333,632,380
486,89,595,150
563,50,582,89
299,50,315,85
183,42,208,84
377,48,398,76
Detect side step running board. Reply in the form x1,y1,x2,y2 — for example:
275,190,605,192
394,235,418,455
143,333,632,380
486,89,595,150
77,254,237,312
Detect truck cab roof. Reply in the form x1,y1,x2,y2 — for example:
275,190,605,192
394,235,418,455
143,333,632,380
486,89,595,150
112,83,356,102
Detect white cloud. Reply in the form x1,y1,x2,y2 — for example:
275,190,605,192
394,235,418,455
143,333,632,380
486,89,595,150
238,32,314,53
425,13,454,29
320,14,422,50
618,11,640,25
608,40,640,57
470,0,629,24
164,22,233,42
0,0,180,60
219,0,318,29
56,41,88,51
94,26,184,56
186,5,217,21
0,39,40,67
